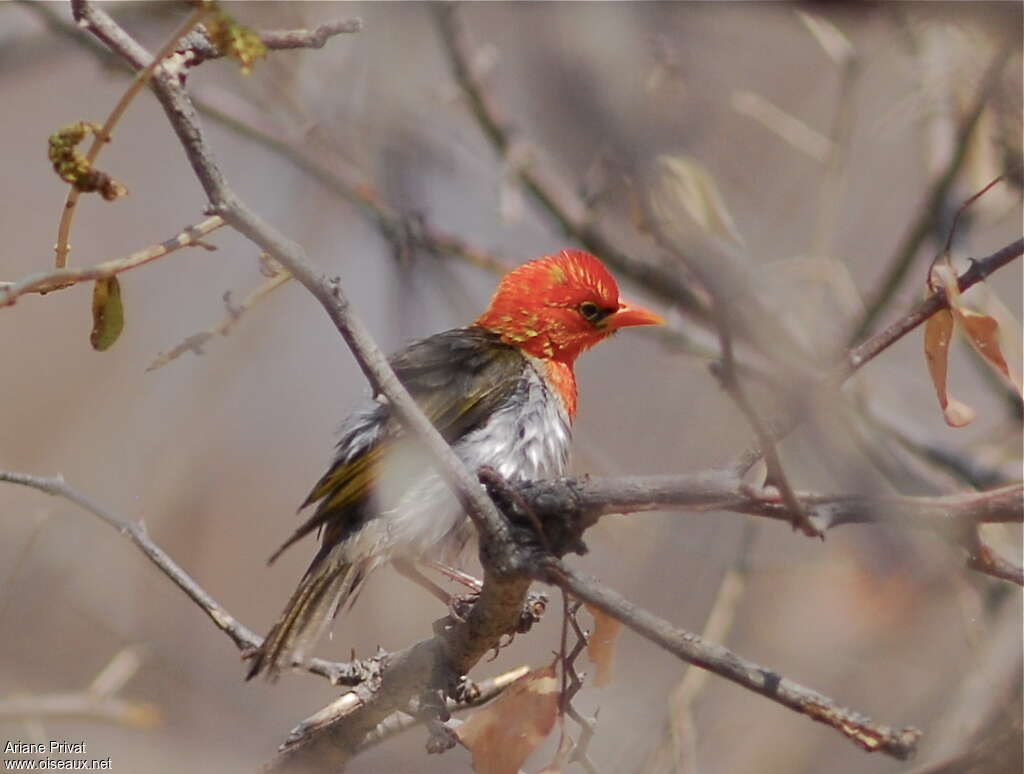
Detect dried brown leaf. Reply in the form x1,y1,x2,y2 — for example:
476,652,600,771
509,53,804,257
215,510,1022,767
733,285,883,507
933,263,1021,394
584,602,623,688
456,665,560,774
924,307,976,427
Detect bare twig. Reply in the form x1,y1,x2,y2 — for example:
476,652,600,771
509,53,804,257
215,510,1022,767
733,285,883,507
180,17,362,66
962,526,1024,586
0,216,224,308
0,469,368,686
557,602,601,774
538,560,922,760
257,19,363,49
147,263,291,371
710,298,821,538
54,5,211,268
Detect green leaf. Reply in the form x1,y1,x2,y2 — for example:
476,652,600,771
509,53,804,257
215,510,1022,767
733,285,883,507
91,276,124,351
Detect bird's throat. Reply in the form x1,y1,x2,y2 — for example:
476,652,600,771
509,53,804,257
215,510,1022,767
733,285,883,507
541,359,578,419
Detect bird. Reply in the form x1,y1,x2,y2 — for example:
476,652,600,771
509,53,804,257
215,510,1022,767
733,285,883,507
247,249,663,680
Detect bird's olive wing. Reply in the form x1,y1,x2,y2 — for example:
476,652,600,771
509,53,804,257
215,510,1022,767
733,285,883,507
269,328,526,563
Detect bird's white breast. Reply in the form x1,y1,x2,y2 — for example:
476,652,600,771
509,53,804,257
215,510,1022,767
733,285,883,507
367,358,572,562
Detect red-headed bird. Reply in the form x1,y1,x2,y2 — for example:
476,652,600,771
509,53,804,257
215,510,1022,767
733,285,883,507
248,249,663,680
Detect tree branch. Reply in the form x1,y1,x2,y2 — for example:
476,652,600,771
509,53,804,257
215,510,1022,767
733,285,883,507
508,475,1024,584
537,560,922,760
0,216,224,308
179,17,362,67
0,469,368,686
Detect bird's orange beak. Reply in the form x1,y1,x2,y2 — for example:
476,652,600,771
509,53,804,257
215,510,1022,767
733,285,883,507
607,301,665,329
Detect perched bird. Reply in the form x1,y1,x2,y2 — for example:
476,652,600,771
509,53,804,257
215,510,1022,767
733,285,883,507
247,249,663,680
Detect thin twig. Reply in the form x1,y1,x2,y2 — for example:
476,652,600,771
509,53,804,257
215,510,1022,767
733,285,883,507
0,216,224,308
55,5,211,268
0,469,368,685
146,264,291,371
711,297,821,538
180,17,363,65
539,560,922,760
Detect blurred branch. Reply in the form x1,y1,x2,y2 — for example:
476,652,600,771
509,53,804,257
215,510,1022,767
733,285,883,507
852,40,1015,341
732,237,1024,474
189,94,513,275
432,4,709,320
0,469,368,686
0,216,224,308
147,260,291,371
641,523,756,774
0,647,159,729
710,296,821,538
963,526,1024,586
859,401,1017,490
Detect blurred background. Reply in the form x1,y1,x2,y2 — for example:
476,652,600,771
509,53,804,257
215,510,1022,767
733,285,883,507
0,2,1021,773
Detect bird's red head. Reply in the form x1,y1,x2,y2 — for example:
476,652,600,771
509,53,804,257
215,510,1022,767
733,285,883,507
475,249,664,366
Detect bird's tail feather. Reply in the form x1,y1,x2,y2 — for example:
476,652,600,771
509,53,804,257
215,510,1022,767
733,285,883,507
246,558,366,681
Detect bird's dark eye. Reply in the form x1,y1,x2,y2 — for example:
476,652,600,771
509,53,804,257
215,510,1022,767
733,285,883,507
578,301,608,323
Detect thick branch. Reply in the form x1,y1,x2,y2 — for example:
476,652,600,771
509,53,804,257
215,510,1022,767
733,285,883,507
509,474,1024,586
508,475,1022,529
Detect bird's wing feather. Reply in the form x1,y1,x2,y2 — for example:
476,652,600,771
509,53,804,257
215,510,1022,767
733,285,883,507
268,327,525,564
